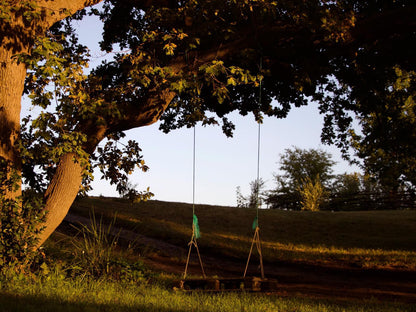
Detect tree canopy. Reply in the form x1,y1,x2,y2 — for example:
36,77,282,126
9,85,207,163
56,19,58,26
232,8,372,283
1,0,416,263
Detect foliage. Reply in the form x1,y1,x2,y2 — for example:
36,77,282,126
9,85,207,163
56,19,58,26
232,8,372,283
0,159,46,269
348,67,416,194
297,175,327,211
327,173,381,211
316,1,416,193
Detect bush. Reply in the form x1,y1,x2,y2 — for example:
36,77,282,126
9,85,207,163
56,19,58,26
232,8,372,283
0,159,46,269
297,176,327,211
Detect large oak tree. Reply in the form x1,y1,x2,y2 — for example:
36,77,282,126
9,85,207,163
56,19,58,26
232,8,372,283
1,0,415,262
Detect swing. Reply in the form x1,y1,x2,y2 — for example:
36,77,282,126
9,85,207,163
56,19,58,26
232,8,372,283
177,59,278,292
183,127,206,279
243,67,265,280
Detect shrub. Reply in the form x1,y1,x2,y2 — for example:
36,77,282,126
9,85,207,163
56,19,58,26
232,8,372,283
0,159,46,269
297,175,327,211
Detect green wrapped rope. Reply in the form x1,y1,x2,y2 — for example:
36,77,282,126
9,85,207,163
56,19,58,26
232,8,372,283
252,215,258,230
193,214,201,239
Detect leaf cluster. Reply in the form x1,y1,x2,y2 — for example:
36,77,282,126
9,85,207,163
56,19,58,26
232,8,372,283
0,159,46,269
92,139,153,201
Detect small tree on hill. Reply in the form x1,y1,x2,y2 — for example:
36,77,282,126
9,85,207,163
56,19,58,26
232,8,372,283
297,175,327,211
236,178,266,209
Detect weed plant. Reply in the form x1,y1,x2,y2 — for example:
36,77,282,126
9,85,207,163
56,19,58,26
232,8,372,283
70,211,120,276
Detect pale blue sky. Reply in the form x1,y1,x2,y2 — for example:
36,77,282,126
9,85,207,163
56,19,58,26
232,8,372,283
89,106,360,206
25,7,361,206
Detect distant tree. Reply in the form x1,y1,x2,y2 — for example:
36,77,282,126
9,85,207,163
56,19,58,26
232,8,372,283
267,147,335,210
328,172,385,210
332,173,361,195
236,178,266,209
279,147,335,189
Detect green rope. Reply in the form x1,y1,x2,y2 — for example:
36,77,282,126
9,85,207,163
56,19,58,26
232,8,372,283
252,215,258,230
193,213,201,239
192,127,201,239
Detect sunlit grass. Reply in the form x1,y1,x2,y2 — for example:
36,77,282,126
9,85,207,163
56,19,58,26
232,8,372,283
0,267,414,312
69,197,416,270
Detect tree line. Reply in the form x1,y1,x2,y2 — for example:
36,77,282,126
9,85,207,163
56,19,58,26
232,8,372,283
237,147,416,211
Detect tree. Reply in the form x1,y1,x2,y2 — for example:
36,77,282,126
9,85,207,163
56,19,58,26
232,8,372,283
328,172,415,211
316,2,416,195
348,67,416,195
267,147,335,209
328,172,379,210
1,0,416,264
236,178,266,209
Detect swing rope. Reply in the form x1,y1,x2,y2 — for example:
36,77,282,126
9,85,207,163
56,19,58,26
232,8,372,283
244,57,265,279
184,126,205,279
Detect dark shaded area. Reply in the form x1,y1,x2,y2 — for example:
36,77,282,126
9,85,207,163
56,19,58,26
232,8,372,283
268,191,416,211
0,292,179,312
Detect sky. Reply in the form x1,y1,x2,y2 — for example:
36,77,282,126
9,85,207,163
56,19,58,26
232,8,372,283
89,107,360,207
25,6,361,207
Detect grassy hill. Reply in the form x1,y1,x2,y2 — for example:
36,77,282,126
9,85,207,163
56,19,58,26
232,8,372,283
68,196,416,270
1,196,415,312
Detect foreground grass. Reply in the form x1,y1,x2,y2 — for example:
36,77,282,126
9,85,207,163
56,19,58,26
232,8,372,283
70,197,416,270
0,269,414,312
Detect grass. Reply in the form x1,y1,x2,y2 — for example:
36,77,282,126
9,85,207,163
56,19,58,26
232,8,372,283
69,197,416,270
1,267,414,312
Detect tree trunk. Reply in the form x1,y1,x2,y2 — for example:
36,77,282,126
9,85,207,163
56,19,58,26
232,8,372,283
36,153,83,247
0,47,28,201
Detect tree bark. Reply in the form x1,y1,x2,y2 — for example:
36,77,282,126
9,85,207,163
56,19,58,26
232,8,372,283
36,153,83,247
0,33,29,199
0,49,25,162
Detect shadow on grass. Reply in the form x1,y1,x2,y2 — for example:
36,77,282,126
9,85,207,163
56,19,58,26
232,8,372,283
0,292,178,312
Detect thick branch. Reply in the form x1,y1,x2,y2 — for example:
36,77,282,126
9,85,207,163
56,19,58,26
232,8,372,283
107,90,176,134
36,0,104,29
